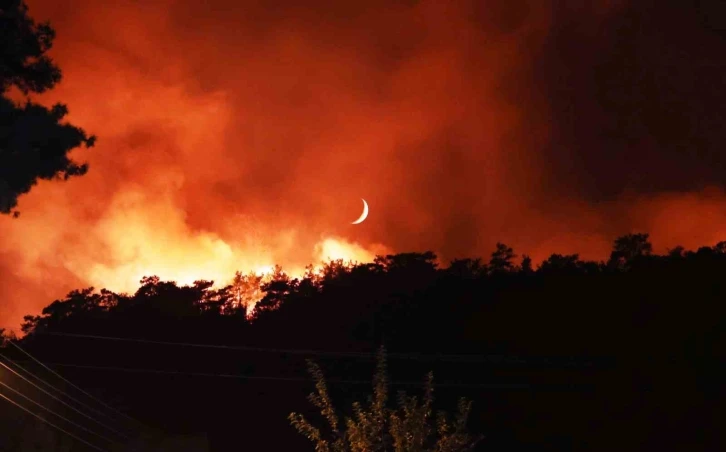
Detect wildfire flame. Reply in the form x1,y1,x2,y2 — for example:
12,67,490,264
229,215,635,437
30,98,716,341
2,0,726,331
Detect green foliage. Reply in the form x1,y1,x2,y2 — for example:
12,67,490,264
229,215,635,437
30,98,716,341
289,347,482,452
447,258,486,280
0,0,60,95
0,0,95,215
538,253,582,274
607,233,653,269
519,254,533,274
231,270,263,312
488,243,516,274
19,278,237,334
254,265,295,315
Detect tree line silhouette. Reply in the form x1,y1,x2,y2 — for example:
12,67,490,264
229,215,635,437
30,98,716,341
1,233,722,450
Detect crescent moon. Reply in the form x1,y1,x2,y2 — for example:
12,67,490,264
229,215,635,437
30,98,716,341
351,198,369,225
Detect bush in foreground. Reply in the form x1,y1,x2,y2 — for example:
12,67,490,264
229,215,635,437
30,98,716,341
289,347,483,452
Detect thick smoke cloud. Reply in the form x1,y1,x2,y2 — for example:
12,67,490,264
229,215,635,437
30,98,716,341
1,0,724,329
531,0,726,200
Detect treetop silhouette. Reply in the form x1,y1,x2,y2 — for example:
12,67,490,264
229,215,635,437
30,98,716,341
0,0,95,216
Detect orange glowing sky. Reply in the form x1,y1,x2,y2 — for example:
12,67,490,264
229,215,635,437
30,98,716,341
2,0,726,330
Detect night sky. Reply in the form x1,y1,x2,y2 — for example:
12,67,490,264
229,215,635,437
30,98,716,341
1,0,726,329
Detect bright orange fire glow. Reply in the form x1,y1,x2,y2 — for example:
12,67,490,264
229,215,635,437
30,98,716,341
1,0,725,330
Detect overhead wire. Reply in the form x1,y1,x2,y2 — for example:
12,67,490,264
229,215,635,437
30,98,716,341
0,379,118,444
0,360,130,439
0,351,133,430
6,339,147,429
34,331,391,358
0,391,108,452
27,361,533,389
31,331,598,366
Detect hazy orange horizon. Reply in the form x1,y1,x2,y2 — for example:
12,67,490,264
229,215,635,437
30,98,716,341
2,0,726,331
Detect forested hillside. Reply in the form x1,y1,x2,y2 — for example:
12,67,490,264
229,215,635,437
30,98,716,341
3,233,724,451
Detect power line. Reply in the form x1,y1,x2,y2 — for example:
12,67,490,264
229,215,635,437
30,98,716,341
33,331,385,358
0,379,117,444
0,359,129,439
7,340,146,429
0,391,108,452
0,351,133,433
31,331,599,365
37,361,532,389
